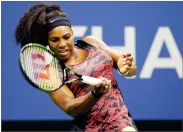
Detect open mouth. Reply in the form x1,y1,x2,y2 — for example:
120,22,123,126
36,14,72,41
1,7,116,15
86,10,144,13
58,50,69,57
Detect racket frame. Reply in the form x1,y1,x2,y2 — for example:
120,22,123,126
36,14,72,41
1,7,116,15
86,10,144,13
19,43,101,92
19,43,65,92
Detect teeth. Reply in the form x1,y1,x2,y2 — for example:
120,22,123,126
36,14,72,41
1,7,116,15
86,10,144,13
59,51,67,53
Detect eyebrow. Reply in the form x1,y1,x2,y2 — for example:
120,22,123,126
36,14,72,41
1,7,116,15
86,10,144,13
63,33,71,36
49,33,71,38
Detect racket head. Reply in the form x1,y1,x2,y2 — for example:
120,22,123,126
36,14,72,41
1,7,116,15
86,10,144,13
19,43,65,92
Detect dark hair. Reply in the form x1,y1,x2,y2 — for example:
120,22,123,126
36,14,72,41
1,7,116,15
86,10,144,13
15,3,69,47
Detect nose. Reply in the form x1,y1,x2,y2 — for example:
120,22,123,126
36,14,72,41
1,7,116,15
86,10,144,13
58,41,67,48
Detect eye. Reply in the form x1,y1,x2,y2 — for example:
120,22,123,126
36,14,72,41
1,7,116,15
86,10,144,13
63,34,71,40
50,38,59,42
51,39,58,42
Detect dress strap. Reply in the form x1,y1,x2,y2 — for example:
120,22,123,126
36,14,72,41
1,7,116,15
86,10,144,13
76,40,96,50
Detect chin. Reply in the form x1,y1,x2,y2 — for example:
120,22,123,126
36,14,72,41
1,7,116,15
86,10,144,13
57,53,70,61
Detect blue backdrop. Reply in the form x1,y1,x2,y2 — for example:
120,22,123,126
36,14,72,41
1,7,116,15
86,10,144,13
2,1,182,121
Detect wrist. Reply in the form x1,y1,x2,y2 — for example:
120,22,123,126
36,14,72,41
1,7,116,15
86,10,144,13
117,69,130,76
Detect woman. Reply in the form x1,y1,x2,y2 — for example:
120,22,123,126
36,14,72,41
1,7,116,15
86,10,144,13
15,3,137,132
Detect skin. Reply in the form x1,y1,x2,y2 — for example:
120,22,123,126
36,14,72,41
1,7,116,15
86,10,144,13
48,26,111,117
82,35,137,77
48,26,75,63
48,26,137,131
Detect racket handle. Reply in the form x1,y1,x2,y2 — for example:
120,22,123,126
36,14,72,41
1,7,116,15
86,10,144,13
81,76,102,85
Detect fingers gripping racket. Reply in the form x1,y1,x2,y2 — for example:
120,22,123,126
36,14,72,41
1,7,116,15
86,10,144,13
19,43,102,92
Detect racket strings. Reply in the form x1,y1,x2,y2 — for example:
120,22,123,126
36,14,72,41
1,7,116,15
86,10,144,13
21,46,63,91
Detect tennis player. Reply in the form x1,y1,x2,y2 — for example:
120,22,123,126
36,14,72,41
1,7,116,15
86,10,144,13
15,3,138,131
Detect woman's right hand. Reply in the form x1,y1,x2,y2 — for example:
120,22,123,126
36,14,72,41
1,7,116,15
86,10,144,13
93,76,112,96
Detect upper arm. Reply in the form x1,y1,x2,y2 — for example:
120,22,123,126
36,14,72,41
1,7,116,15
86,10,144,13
82,36,120,65
82,35,108,51
82,36,137,73
49,85,74,114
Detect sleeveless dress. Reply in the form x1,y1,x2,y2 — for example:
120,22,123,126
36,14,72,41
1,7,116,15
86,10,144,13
67,40,136,132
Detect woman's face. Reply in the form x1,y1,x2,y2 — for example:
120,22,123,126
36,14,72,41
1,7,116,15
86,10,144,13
48,26,74,61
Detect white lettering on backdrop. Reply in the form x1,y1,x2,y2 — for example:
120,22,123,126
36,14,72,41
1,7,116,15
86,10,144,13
72,26,182,79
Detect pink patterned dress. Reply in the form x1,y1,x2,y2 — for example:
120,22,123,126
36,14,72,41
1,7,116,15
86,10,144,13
67,40,136,132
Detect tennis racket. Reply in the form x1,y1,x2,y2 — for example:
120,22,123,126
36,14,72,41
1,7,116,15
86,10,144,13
19,43,102,92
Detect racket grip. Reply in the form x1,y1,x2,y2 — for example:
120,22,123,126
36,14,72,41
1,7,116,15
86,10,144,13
81,76,102,85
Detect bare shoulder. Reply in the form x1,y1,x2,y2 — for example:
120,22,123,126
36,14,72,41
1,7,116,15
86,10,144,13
82,35,108,50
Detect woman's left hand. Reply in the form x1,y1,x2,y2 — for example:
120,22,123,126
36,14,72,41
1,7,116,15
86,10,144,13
117,53,134,75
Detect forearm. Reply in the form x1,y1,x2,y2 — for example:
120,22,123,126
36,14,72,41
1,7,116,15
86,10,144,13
103,46,120,68
82,36,137,75
105,47,137,77
66,92,98,117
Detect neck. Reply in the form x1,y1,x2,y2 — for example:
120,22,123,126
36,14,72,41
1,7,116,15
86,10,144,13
73,48,78,59
64,47,79,65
